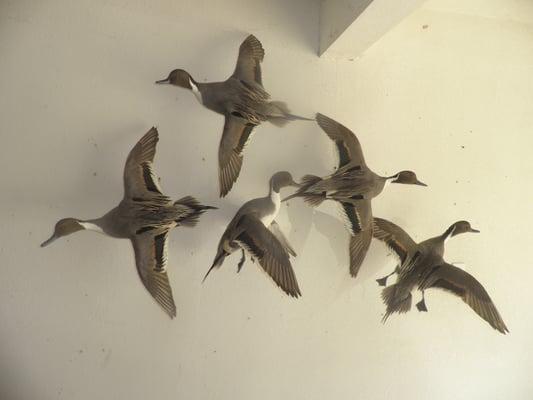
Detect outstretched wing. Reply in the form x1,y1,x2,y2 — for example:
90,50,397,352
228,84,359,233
232,34,264,85
123,127,164,199
372,217,418,265
218,116,256,197
269,220,296,257
234,215,301,297
131,231,176,318
316,113,366,169
338,200,372,277
423,263,508,334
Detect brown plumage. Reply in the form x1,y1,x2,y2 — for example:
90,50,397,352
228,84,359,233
156,35,312,197
284,113,426,279
204,172,301,297
41,128,216,318
373,218,508,334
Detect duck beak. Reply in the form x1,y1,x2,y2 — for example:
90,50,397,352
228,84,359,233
40,234,58,248
415,180,428,187
155,78,170,84
470,228,480,233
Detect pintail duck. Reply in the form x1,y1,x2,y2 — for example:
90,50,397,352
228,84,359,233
283,113,426,278
203,171,301,297
156,34,312,197
373,218,508,334
41,128,216,318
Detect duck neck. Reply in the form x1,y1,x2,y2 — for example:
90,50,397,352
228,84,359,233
79,218,105,234
441,225,456,244
269,182,281,206
383,174,398,189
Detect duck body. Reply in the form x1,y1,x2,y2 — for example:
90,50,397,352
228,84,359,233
156,35,312,197
373,218,508,334
194,78,274,124
41,128,216,318
85,196,193,239
204,171,301,297
284,113,426,278
303,165,388,204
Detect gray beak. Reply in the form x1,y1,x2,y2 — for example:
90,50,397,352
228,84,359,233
415,180,428,187
40,234,58,248
155,78,170,84
470,228,480,233
291,179,302,188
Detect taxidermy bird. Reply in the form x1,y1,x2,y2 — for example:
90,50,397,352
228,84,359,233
156,34,312,197
283,113,426,279
373,218,508,334
41,127,216,318
203,171,301,297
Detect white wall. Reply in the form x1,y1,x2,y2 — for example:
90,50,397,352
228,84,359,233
1,0,532,399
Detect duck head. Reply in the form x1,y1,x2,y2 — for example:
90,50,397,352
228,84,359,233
41,218,85,247
390,170,427,187
447,220,480,237
270,171,301,193
155,69,194,89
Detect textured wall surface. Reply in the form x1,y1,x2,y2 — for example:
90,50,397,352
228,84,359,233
1,0,532,399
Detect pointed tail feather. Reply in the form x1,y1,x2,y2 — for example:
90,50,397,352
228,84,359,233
268,101,314,127
282,174,325,207
381,284,412,323
203,250,226,283
175,196,217,227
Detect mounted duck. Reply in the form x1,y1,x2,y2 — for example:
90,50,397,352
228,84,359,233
156,34,312,197
373,218,508,334
41,127,216,318
283,113,426,279
203,171,301,297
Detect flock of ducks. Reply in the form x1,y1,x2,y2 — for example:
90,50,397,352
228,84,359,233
41,35,508,334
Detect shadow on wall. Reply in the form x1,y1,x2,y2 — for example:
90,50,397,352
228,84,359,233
286,203,400,293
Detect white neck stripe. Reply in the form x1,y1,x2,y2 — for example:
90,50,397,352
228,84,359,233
79,222,104,234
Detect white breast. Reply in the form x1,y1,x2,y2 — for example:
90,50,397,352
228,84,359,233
260,191,281,227
189,79,203,104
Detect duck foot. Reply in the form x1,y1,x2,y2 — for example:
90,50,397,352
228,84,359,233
376,276,389,286
416,299,428,312
237,250,245,273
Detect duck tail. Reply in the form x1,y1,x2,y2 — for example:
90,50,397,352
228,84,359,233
381,283,412,323
174,196,217,227
268,101,314,127
203,249,226,283
282,175,325,207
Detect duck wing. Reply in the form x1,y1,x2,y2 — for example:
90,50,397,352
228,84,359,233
131,231,176,318
269,220,296,257
123,127,165,199
232,34,264,85
234,215,301,297
422,263,508,334
316,113,366,169
339,200,372,277
372,217,418,265
218,116,256,197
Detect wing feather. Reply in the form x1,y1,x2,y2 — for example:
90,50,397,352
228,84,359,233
123,127,164,199
219,116,256,197
232,34,264,85
235,215,301,297
316,113,366,169
131,232,176,318
422,263,508,334
372,217,417,265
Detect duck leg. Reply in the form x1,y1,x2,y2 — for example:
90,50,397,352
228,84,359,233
237,250,246,273
416,291,428,312
376,270,396,287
